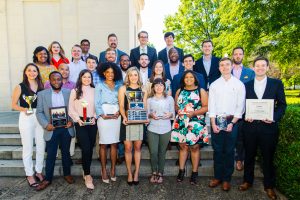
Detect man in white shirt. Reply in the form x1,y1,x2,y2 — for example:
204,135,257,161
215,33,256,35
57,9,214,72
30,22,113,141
238,57,286,200
69,45,87,83
208,57,246,191
119,54,131,81
138,53,151,86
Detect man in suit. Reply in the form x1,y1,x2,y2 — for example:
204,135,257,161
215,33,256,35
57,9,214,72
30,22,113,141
208,57,246,191
164,47,184,82
171,54,205,98
231,47,255,171
80,39,98,62
99,33,126,64
158,32,184,64
130,31,157,69
35,71,75,191
194,40,220,90
238,57,286,200
138,53,152,86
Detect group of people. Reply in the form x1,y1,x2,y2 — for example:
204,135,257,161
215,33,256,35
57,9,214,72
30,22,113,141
11,31,286,200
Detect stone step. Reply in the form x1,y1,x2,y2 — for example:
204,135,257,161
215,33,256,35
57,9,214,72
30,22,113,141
0,134,21,145
0,145,214,160
0,159,263,177
0,124,19,134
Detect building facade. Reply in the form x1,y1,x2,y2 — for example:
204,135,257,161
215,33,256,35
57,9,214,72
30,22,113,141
0,0,144,111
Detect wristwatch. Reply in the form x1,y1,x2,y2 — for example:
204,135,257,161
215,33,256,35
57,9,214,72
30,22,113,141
229,121,235,125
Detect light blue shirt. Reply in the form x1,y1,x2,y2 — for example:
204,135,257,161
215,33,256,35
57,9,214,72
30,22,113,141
95,80,123,116
51,89,65,107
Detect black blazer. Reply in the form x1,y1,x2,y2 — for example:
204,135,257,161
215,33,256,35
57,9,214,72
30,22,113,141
129,46,157,69
194,56,220,89
158,46,184,64
244,77,286,123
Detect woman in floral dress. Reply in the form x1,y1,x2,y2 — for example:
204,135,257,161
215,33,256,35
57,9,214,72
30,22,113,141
171,70,209,185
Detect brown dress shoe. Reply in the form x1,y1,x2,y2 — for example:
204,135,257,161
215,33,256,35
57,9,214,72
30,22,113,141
238,182,252,191
264,188,277,200
209,179,221,188
75,159,83,165
64,175,75,184
35,180,51,191
222,182,231,191
236,161,244,171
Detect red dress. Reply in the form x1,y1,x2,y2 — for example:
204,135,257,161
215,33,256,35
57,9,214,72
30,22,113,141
51,57,69,69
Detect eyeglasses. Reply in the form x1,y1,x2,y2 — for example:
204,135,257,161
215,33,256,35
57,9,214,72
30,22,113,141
139,36,148,39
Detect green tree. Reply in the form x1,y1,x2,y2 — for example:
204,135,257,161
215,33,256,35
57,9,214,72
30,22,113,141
164,0,300,85
164,0,221,59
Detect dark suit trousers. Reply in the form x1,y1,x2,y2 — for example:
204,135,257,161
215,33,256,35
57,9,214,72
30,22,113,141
45,128,72,182
75,124,97,175
235,121,245,161
243,121,279,188
211,125,238,182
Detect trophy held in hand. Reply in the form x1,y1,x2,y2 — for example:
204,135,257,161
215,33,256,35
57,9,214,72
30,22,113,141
22,94,37,114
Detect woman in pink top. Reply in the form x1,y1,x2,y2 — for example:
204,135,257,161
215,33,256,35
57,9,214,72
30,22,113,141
48,41,69,69
68,69,97,190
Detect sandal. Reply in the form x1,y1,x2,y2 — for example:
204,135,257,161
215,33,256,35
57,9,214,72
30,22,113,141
156,174,163,184
149,173,157,183
190,171,198,185
26,176,39,188
35,172,45,182
177,169,185,182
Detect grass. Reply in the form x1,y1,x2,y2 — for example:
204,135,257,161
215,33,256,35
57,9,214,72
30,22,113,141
285,90,300,105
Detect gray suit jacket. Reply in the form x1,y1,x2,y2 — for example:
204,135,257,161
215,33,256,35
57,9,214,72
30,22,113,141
36,88,75,141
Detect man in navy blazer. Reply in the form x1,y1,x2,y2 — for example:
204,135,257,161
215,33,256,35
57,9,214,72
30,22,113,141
36,71,75,191
130,31,157,69
158,32,184,64
164,47,184,82
194,40,220,90
99,33,126,64
171,54,206,97
138,53,152,86
231,47,255,171
239,57,286,200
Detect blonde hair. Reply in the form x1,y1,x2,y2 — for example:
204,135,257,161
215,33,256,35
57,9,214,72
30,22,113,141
124,67,143,88
48,41,67,62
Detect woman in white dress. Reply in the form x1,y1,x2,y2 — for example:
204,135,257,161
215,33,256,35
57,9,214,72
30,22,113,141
95,62,123,183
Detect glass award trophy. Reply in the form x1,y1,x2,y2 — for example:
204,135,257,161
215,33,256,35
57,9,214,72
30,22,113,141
125,91,148,124
216,113,228,130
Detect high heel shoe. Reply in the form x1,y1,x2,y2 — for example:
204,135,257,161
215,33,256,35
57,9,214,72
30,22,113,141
127,174,133,186
84,175,95,190
102,178,110,184
177,169,185,182
190,171,198,185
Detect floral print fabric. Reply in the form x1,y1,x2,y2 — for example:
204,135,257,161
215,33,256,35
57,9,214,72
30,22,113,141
171,88,209,146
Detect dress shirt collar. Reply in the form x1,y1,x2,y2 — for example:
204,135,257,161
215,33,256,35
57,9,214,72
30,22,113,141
255,76,267,84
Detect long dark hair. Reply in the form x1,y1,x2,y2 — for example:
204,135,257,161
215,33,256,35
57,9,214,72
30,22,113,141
22,63,44,94
149,60,167,82
75,69,95,100
97,62,123,82
33,46,51,64
179,70,199,90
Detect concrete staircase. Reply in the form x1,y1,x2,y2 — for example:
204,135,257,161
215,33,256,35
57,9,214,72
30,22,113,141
0,112,262,177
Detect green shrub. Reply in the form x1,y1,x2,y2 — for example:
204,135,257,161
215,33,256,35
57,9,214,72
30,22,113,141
275,105,300,199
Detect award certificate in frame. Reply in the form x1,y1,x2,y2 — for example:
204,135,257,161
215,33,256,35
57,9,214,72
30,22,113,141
49,106,68,128
245,99,274,121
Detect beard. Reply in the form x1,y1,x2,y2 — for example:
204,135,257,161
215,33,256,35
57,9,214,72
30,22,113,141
50,83,63,91
233,59,243,65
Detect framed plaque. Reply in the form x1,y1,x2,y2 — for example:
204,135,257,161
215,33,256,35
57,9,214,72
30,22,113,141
216,114,228,130
102,103,119,116
49,106,68,128
126,91,148,124
245,99,274,121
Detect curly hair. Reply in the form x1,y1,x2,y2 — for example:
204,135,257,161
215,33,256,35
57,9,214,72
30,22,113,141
33,46,51,64
96,62,122,82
